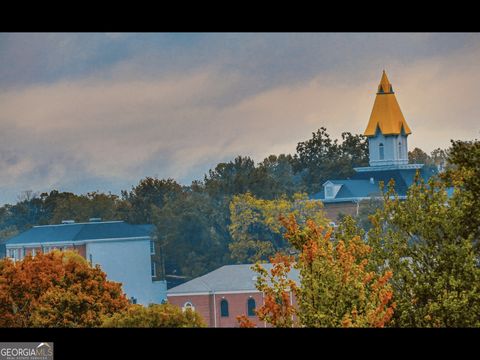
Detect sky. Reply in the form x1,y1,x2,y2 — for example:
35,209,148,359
1,33,479,205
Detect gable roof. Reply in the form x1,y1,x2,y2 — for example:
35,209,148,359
5,221,153,246
364,71,412,137
168,264,300,295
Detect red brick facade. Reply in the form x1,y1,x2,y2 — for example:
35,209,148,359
168,291,297,328
323,202,358,221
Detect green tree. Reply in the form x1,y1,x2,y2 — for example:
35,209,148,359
293,128,368,193
50,191,122,224
122,177,183,224
228,192,326,263
367,173,480,327
408,147,430,164
152,188,231,278
101,303,205,327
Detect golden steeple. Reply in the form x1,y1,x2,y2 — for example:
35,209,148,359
364,70,412,137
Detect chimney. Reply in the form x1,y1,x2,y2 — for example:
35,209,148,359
370,177,374,184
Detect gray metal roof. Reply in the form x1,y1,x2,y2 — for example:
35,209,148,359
167,263,300,295
5,221,153,246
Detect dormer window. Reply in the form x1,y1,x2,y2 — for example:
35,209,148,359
325,185,334,198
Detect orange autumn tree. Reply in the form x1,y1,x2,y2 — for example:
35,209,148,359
239,215,396,328
283,214,395,327
0,250,130,327
238,253,298,328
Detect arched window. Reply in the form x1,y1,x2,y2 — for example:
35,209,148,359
220,299,229,317
183,302,195,312
247,298,256,317
379,143,384,160
398,142,402,159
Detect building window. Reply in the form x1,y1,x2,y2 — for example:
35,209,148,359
7,248,16,260
379,143,384,160
182,302,195,312
398,142,402,159
247,298,256,317
150,240,155,255
89,254,93,265
130,297,137,304
220,299,229,317
151,261,156,277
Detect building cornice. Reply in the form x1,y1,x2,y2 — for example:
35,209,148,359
5,236,151,248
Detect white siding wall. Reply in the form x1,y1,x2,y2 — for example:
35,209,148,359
86,239,166,305
369,132,409,166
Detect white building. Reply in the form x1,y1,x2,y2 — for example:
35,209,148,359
4,219,166,306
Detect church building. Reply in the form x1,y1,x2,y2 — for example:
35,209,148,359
311,71,435,221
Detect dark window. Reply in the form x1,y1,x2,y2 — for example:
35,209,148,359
398,142,402,159
151,261,156,277
379,143,384,160
220,299,229,317
247,298,256,316
150,240,155,255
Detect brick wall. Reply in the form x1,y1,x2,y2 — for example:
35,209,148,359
323,202,358,221
168,291,297,328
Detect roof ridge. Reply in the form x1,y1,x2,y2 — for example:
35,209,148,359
33,220,124,228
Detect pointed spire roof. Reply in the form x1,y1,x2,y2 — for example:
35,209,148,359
364,70,412,137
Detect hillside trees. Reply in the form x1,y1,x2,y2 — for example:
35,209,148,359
152,187,231,278
366,140,480,327
292,128,369,193
228,192,326,263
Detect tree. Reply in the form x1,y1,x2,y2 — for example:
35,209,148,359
239,215,396,328
122,177,183,224
101,303,205,327
228,192,327,263
0,250,130,327
293,128,368,193
355,198,384,232
152,188,231,278
50,191,123,224
443,139,480,245
256,154,302,198
367,172,480,327
408,147,429,164
282,215,396,327
238,253,298,328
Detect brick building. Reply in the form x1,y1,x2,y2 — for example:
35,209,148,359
167,264,299,327
4,219,167,305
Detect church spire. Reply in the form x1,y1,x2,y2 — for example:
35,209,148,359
377,70,393,93
364,70,412,137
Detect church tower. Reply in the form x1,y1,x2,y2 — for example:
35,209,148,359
363,71,411,167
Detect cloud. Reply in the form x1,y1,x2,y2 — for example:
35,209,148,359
1,34,480,204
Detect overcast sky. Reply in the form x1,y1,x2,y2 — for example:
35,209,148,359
1,33,479,205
